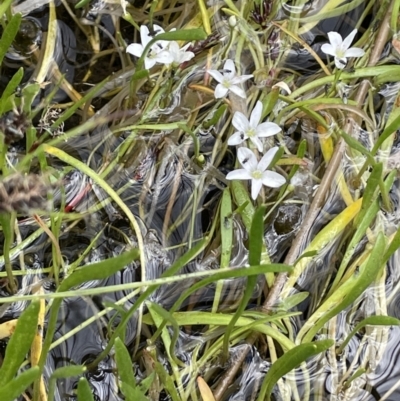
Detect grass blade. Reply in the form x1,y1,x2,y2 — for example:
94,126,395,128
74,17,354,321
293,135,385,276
0,301,39,386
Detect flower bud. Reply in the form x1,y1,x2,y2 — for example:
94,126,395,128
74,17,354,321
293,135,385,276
229,16,237,28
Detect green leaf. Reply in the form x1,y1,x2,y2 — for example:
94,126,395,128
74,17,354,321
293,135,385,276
0,68,23,114
77,378,94,401
279,292,309,311
0,0,13,18
59,249,139,291
203,104,228,129
147,302,183,368
120,383,149,401
154,360,180,401
371,111,400,155
0,301,40,387
115,338,136,390
150,28,207,42
257,340,334,401
48,366,86,401
223,206,266,357
300,232,386,343
220,188,233,269
0,13,22,67
262,87,280,118
1,367,40,401
340,131,376,165
356,163,383,225
337,316,400,354
74,0,91,8
231,181,254,231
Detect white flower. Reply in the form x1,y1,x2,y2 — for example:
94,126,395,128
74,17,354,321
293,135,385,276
228,101,281,151
126,25,173,69
208,59,253,99
167,41,195,65
226,147,286,200
321,29,365,69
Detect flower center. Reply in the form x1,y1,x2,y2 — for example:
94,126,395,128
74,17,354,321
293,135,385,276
246,128,256,138
251,169,262,180
336,47,346,58
222,78,232,89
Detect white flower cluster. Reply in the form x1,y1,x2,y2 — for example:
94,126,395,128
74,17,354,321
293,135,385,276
125,24,365,200
126,24,194,69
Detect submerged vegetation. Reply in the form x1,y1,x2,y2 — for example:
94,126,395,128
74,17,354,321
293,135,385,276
1,0,400,400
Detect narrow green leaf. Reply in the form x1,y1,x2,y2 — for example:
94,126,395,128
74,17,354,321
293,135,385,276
279,292,309,311
257,340,334,401
115,338,136,390
154,361,180,401
203,104,228,129
51,78,109,129
262,87,280,117
0,0,13,18
0,68,23,114
77,378,94,401
337,316,400,354
220,188,233,269
223,206,265,357
0,13,22,67
372,112,400,156
0,301,39,387
51,365,86,379
147,302,183,368
301,232,386,343
120,383,148,401
231,181,254,231
138,372,156,394
150,28,207,42
75,0,91,8
59,249,139,291
48,366,86,401
1,367,40,401
355,163,383,225
340,131,376,165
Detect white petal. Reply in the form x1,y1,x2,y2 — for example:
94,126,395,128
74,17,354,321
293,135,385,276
342,29,358,51
154,50,174,65
250,101,263,128
178,51,195,63
258,146,279,171
261,171,286,188
168,41,180,54
251,179,263,200
237,147,258,171
344,47,365,58
327,31,343,48
152,24,165,35
321,43,336,57
226,169,252,180
231,74,253,84
140,25,152,47
214,84,229,98
232,112,250,132
126,43,144,57
223,59,236,79
228,131,247,146
208,69,224,83
334,56,347,69
256,122,281,137
229,84,247,98
144,57,157,70
250,136,263,152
